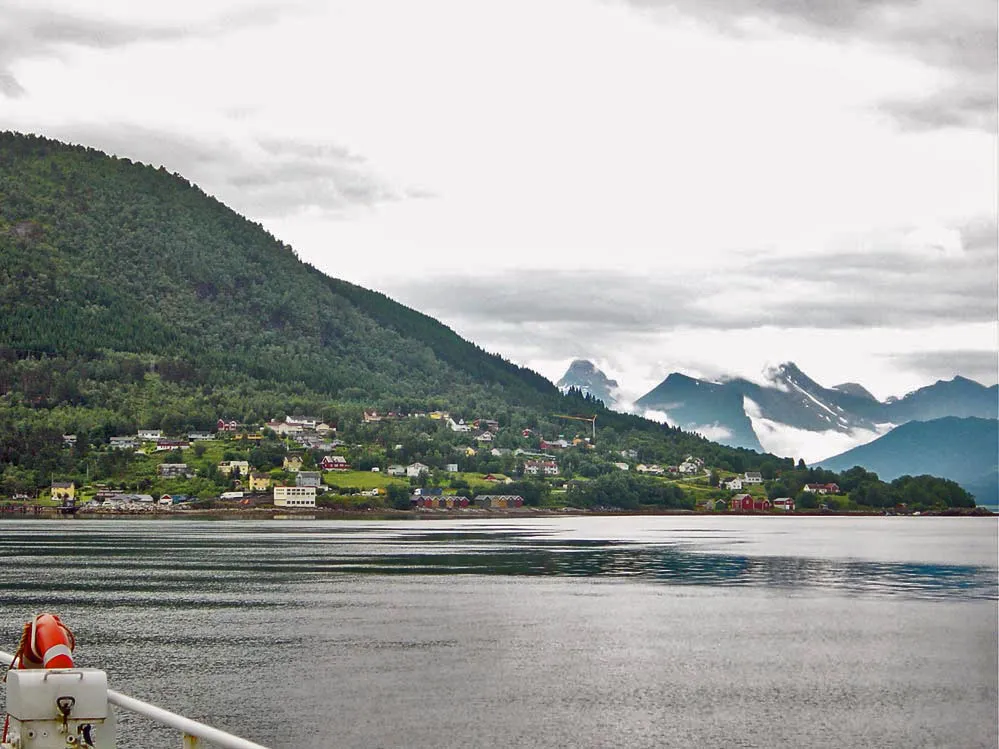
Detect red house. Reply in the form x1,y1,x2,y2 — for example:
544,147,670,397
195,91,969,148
729,494,773,512
804,483,840,495
217,419,240,432
320,455,350,471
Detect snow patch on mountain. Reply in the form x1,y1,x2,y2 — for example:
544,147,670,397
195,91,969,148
743,397,887,463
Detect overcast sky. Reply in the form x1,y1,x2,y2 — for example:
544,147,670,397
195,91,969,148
2,0,996,400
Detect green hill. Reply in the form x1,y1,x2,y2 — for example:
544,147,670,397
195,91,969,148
0,131,796,494
0,131,559,405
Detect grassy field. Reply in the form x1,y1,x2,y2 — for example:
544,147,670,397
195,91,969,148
322,470,409,490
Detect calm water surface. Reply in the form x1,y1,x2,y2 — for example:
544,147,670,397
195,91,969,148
1,516,996,748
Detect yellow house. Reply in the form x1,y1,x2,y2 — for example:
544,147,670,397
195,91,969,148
51,481,75,501
429,411,449,420
218,460,251,477
464,446,477,456
248,472,272,492
283,455,303,472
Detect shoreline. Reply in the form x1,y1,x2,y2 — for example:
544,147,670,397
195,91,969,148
1,506,994,520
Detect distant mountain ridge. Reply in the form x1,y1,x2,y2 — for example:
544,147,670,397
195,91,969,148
560,358,997,462
556,359,620,408
819,417,999,507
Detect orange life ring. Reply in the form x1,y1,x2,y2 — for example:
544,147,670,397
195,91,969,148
14,613,75,669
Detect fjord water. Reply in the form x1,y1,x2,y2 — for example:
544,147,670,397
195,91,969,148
1,517,996,749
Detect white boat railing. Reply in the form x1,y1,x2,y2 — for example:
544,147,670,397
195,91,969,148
1,649,271,749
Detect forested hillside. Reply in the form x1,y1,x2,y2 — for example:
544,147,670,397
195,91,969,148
0,131,800,493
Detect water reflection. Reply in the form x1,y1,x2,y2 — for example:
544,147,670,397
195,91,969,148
1,520,994,603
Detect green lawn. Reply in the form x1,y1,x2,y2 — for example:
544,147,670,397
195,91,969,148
322,470,409,490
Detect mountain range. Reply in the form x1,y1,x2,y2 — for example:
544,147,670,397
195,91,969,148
819,417,999,508
558,360,998,463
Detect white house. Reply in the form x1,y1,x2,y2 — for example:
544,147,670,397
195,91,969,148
448,418,472,433
445,463,459,472
109,436,138,449
137,429,163,440
524,459,559,476
613,462,630,471
475,432,494,443
387,464,407,476
743,472,763,484
636,464,665,475
273,485,317,507
406,462,430,478
724,478,743,491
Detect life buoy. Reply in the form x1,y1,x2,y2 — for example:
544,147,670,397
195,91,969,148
12,613,75,669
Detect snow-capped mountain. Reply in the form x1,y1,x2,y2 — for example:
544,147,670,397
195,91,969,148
633,362,998,463
556,359,621,408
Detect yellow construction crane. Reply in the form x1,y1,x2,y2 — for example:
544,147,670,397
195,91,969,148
552,414,597,441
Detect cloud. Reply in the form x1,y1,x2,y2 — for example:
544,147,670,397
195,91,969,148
381,216,997,337
0,1,285,97
883,351,999,386
41,123,400,216
621,0,998,132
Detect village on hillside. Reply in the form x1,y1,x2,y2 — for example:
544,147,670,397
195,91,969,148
7,410,910,516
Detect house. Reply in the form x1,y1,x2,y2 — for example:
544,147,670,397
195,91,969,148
490,448,512,457
266,420,302,436
723,478,743,491
406,462,430,478
315,422,334,434
464,446,477,457
475,432,494,443
613,462,629,471
772,497,795,512
362,410,382,423
700,498,728,512
155,439,189,451
474,495,525,509
295,471,322,488
620,449,639,460
473,419,499,432
216,419,240,432
188,432,213,441
51,481,75,501
320,455,350,472
157,463,192,479
232,433,262,442
448,418,472,433
524,459,559,476
729,493,772,512
218,460,251,477
248,472,272,492
445,463,459,472
109,436,138,450
803,483,840,494
387,464,407,477
678,459,701,475
137,429,163,440
273,485,317,508
283,454,303,472
521,428,534,438
428,411,449,420
285,415,319,430
636,464,665,475
743,472,763,484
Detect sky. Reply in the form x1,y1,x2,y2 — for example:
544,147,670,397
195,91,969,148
1,0,996,401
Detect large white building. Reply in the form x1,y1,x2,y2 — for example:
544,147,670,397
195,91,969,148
273,486,317,507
